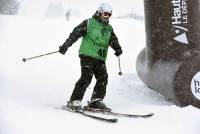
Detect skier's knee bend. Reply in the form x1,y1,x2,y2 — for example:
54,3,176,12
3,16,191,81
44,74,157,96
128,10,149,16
97,74,108,85
76,76,93,88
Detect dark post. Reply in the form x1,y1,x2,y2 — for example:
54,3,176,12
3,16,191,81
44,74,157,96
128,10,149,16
136,0,200,108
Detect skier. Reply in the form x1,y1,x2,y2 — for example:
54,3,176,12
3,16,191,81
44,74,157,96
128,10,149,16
59,3,122,111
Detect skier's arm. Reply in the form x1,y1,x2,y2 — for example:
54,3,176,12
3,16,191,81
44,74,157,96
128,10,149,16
59,20,87,55
65,20,87,47
109,29,123,56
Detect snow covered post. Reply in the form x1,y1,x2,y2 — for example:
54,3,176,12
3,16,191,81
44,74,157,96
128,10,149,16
136,0,200,108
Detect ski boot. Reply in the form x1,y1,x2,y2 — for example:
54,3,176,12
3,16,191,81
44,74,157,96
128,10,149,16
84,98,111,112
65,100,83,112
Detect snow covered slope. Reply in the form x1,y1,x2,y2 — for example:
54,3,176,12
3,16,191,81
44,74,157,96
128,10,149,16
0,13,200,134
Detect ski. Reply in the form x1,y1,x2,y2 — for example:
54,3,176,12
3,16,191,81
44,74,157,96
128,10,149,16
84,107,154,118
59,106,118,123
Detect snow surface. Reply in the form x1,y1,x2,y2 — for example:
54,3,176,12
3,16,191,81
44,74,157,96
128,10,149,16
1,1,200,134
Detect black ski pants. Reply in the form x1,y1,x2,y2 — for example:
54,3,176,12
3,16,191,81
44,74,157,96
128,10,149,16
70,55,108,102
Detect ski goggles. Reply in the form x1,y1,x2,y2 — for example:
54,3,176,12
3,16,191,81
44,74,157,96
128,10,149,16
102,12,112,17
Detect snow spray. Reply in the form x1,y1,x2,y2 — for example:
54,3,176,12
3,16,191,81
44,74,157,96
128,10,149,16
136,0,200,108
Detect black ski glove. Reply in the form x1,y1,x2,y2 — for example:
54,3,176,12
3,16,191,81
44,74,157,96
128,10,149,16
115,49,122,56
59,43,68,55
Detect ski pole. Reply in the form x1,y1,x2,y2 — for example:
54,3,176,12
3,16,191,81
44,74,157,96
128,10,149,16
22,51,59,62
118,56,122,76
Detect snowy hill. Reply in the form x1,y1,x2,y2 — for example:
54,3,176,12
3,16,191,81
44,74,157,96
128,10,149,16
0,12,200,134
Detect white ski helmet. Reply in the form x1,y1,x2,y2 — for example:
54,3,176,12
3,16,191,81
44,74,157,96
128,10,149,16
98,3,113,14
